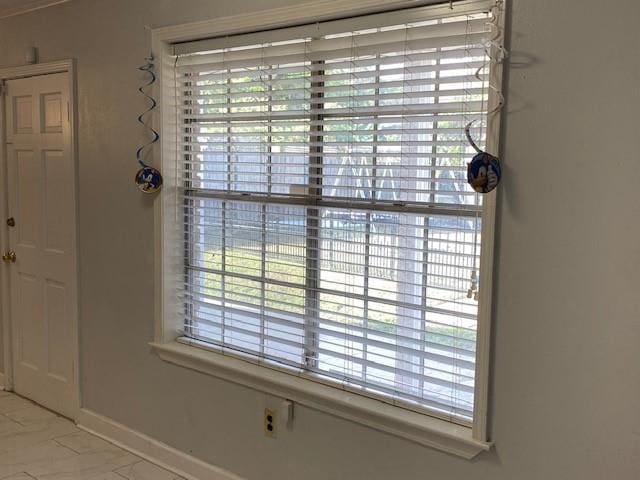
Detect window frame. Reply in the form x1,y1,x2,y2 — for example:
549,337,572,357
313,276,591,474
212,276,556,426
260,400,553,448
152,0,504,459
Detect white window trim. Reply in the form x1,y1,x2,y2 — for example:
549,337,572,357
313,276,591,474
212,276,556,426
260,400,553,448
151,0,504,459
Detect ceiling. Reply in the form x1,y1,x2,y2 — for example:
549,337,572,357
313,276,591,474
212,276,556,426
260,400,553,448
0,0,69,19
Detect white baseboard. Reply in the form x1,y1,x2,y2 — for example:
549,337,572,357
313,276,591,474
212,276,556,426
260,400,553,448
77,409,244,480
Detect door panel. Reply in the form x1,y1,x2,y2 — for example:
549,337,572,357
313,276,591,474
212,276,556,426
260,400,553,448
41,93,64,134
4,72,77,419
13,96,34,134
43,149,69,252
16,272,41,370
15,149,40,247
45,279,69,381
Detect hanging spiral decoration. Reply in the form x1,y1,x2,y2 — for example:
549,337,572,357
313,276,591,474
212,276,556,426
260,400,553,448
134,53,163,194
465,1,506,194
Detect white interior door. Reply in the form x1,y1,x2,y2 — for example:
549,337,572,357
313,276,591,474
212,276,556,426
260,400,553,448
4,71,78,419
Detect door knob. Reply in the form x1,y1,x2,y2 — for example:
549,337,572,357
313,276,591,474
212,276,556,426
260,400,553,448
2,251,16,263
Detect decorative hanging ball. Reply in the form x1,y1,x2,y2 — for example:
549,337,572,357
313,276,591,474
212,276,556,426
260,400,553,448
464,120,502,194
135,165,163,194
467,151,501,194
135,52,163,193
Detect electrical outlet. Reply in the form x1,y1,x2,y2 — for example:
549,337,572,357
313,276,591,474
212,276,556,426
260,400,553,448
264,408,277,438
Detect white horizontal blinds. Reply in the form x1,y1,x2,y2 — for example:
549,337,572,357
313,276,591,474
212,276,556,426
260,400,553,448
177,7,493,422
176,16,489,206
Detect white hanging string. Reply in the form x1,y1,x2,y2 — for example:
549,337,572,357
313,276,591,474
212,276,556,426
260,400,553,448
397,23,409,401
461,13,484,302
461,1,507,300
260,41,268,356
346,30,357,387
174,54,181,223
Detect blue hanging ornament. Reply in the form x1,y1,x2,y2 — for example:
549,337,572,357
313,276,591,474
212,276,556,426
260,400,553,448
134,166,163,194
465,121,501,194
135,52,163,194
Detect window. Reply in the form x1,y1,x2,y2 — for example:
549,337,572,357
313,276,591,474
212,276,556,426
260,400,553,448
165,1,501,429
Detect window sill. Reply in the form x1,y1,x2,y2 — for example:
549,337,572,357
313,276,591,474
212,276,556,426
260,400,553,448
150,340,491,459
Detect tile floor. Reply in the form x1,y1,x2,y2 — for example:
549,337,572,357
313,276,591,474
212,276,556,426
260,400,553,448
0,391,184,480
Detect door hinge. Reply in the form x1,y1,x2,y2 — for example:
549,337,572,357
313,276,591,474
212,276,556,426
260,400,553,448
0,82,6,96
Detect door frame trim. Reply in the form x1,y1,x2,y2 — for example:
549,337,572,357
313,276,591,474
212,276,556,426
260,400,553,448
0,59,80,418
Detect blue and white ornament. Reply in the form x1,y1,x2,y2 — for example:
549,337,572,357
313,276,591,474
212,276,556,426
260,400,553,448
465,121,501,194
135,53,163,194
467,151,501,194
135,166,163,194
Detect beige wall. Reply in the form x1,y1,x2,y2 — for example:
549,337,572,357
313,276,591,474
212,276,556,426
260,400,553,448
1,0,639,479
